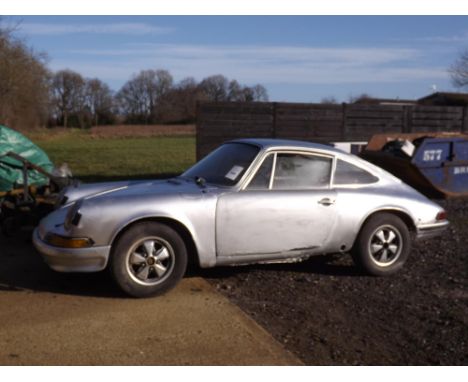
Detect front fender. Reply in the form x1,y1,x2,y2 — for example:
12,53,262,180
109,211,197,248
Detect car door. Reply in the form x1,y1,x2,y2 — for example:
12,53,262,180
215,151,338,258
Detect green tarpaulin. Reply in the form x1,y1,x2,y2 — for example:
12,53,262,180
0,125,54,192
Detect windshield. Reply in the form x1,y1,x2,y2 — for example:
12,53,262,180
182,143,260,186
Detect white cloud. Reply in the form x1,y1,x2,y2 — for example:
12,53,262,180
59,43,446,87
20,22,174,35
414,31,468,43
72,43,420,65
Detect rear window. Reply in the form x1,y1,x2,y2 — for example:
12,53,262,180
333,159,378,185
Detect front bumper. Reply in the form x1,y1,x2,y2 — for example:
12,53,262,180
33,228,111,272
416,220,450,240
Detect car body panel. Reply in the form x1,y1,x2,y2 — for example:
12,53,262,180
216,189,338,257
34,228,110,272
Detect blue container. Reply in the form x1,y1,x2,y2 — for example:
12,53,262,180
360,135,468,198
411,137,468,196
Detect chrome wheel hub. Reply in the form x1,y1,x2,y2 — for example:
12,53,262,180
126,237,175,286
368,225,402,267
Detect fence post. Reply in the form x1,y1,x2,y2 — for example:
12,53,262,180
462,106,468,134
341,103,347,140
402,106,413,133
272,102,278,138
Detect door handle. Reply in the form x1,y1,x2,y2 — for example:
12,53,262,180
318,198,335,206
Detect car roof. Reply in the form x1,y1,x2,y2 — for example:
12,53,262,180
228,138,400,185
228,138,345,155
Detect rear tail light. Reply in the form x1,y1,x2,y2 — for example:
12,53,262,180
436,210,447,221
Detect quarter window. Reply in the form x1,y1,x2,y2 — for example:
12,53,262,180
333,159,379,185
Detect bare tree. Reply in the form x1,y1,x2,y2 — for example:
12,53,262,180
241,86,255,102
349,93,374,104
227,81,269,102
84,78,114,126
116,75,147,123
156,77,211,123
0,21,50,129
50,70,86,128
449,49,468,89
321,96,338,104
227,80,244,101
198,75,229,102
171,77,206,121
251,84,269,102
117,69,173,123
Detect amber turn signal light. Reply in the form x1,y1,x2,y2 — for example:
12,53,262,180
45,233,94,248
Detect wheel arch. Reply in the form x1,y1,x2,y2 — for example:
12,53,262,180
110,216,200,268
355,208,417,244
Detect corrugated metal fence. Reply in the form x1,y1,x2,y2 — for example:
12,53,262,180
196,102,468,159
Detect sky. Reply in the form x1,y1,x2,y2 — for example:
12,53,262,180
5,15,468,102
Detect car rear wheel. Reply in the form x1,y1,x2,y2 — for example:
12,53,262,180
351,213,411,276
109,222,187,297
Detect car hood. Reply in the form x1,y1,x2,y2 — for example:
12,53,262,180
61,178,212,205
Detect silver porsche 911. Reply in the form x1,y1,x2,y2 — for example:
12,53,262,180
33,139,449,297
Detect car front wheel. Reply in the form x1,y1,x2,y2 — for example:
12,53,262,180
351,213,411,276
109,222,188,297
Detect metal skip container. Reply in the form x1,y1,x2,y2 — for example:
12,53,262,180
360,133,468,199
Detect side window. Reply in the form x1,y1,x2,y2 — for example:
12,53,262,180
246,154,274,190
333,159,379,185
272,153,332,190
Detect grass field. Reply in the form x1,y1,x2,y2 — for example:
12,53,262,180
28,128,196,182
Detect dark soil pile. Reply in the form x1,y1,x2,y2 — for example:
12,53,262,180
203,199,468,365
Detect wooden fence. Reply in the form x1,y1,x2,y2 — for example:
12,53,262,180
196,102,468,159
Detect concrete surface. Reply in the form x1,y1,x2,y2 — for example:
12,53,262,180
0,237,301,365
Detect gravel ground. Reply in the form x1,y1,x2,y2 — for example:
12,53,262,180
203,198,468,365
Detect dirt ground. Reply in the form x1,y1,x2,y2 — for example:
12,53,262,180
203,198,468,365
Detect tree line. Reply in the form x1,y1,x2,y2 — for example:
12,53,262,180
49,69,268,128
0,24,268,130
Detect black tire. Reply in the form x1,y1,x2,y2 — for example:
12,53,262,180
109,222,188,297
351,213,411,276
